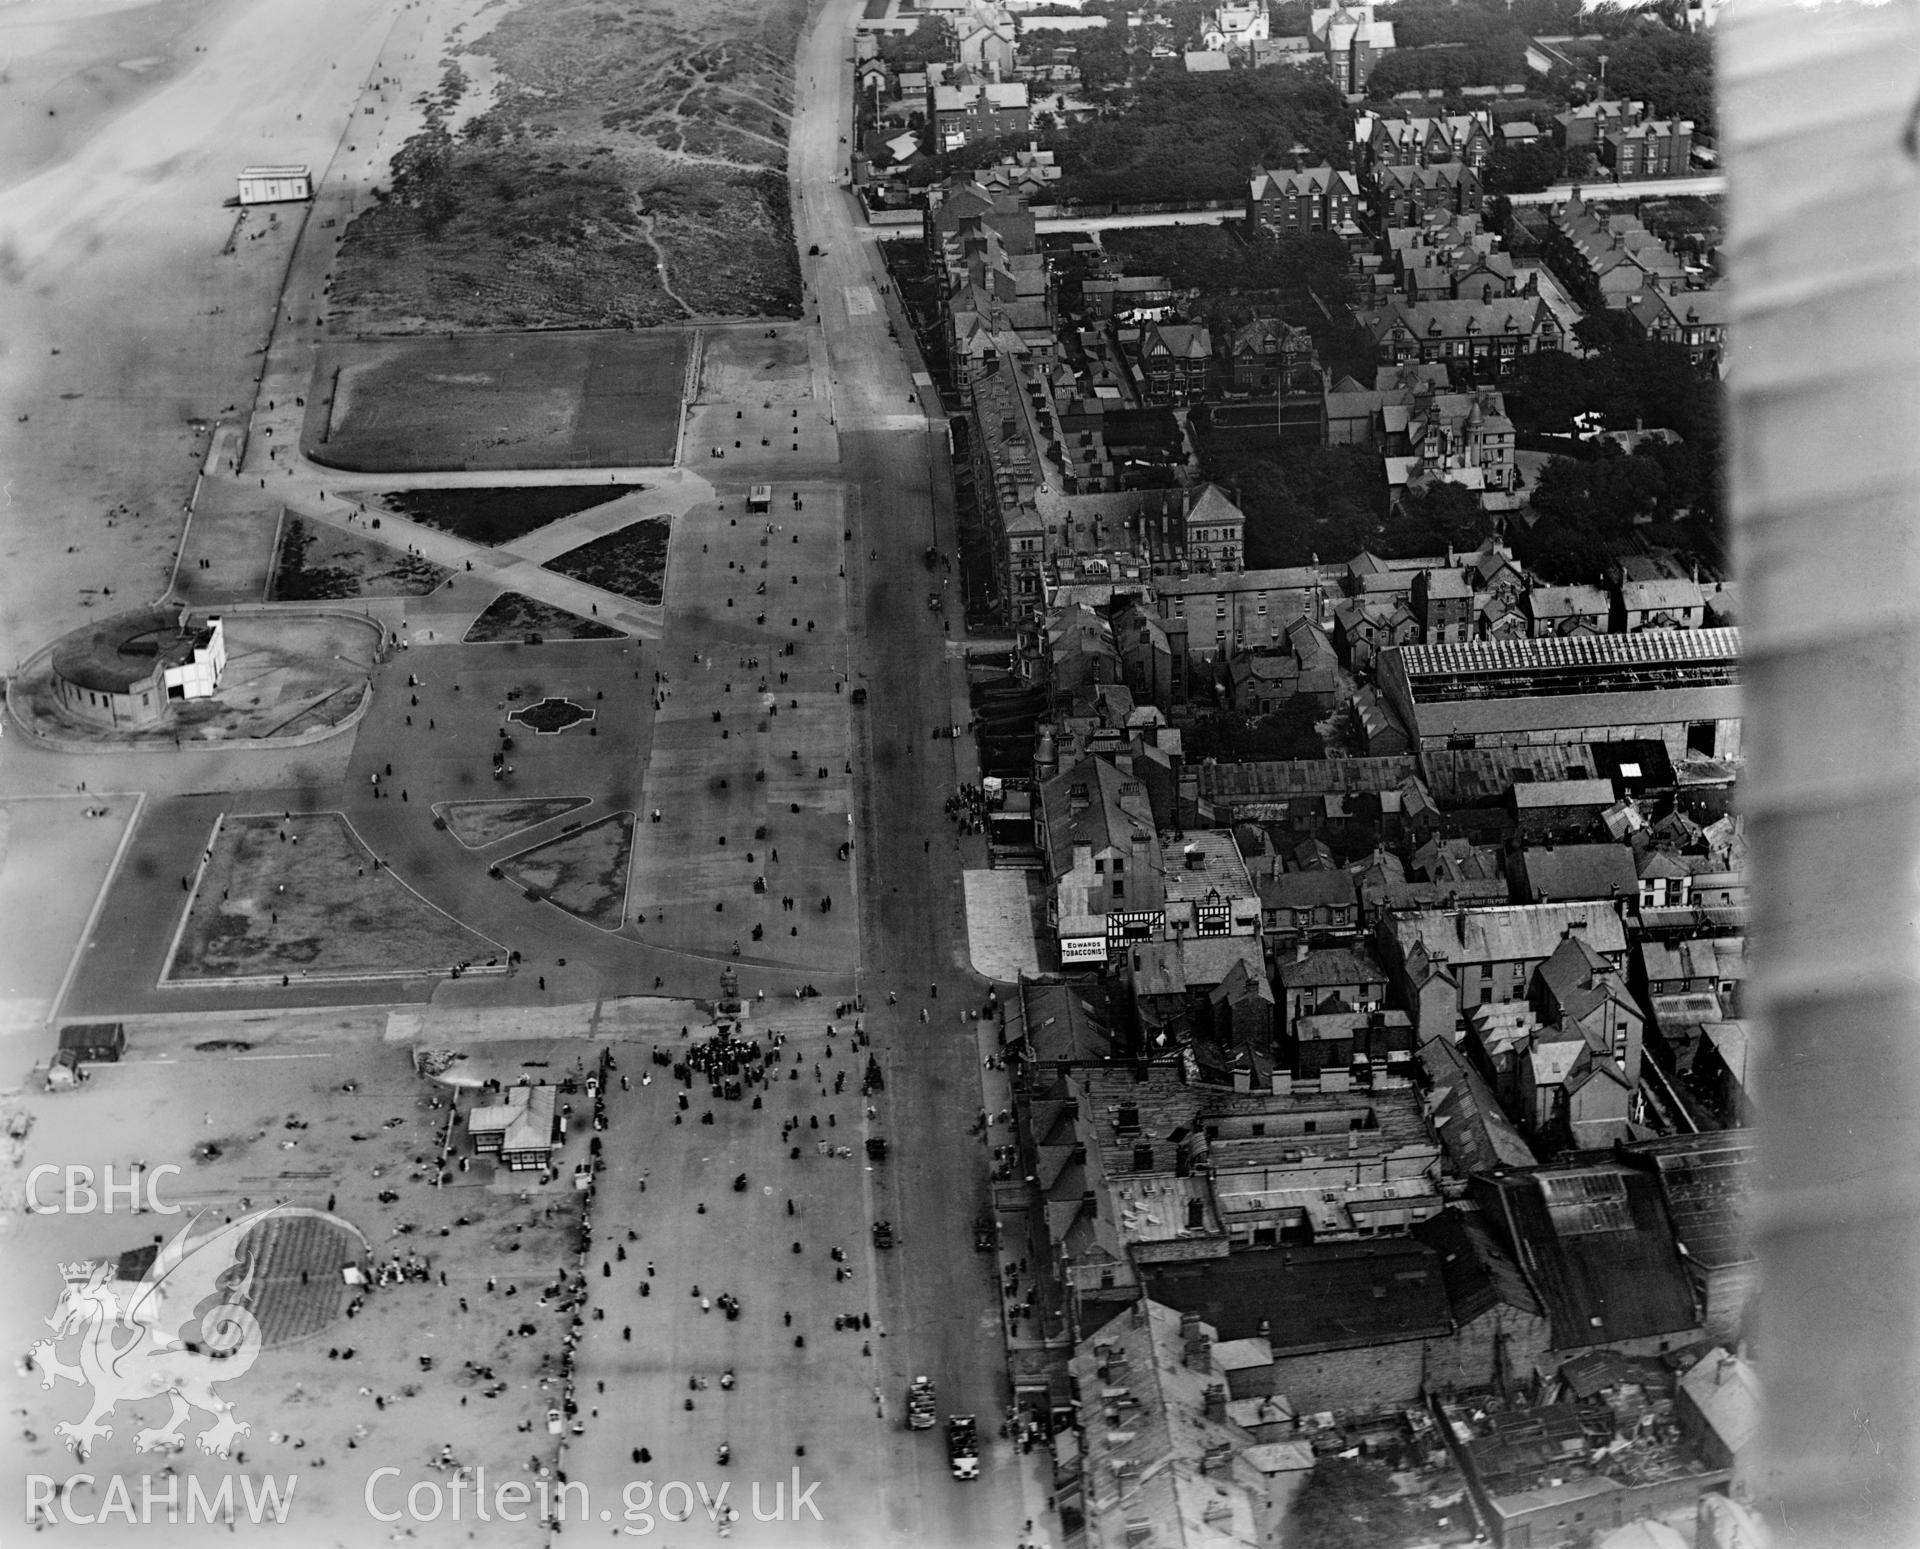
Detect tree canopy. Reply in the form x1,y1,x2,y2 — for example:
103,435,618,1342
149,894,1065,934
1483,142,1568,197
1603,29,1716,134
1182,699,1328,761
1283,1459,1420,1549
1054,70,1353,205
877,17,954,66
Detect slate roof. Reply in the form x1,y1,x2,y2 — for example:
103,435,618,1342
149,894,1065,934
1619,576,1706,614
1420,1036,1538,1175
1397,627,1739,678
1248,165,1361,202
1277,945,1388,991
1473,1165,1699,1348
1256,869,1360,913
1411,1206,1543,1324
1143,321,1213,360
1515,843,1638,902
1623,1130,1756,1273
1197,756,1415,800
1012,980,1115,1066
1370,296,1551,344
1388,903,1627,968
1144,1240,1452,1356
1638,936,1748,985
1418,688,1739,738
1678,1347,1761,1455
1511,778,1616,809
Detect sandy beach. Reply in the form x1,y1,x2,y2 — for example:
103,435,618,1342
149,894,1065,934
0,0,492,672
0,0,239,192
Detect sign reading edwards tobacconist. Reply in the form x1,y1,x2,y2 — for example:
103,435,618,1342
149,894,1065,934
1060,936,1109,965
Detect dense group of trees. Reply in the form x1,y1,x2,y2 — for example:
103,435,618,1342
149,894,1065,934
1019,15,1130,98
1098,223,1373,381
1052,70,1353,205
1499,316,1724,580
1362,45,1524,98
1101,225,1353,306
1200,445,1387,568
1482,141,1570,196
1182,699,1328,761
1508,312,1719,441
1282,1459,1421,1549
1509,444,1699,582
1601,30,1716,134
876,17,954,66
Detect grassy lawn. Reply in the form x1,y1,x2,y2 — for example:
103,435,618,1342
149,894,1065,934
496,814,633,930
170,814,502,980
438,797,592,849
377,484,645,546
306,330,685,474
270,517,451,600
544,518,670,604
464,592,626,643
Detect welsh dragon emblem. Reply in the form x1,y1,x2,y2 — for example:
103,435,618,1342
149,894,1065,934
31,1206,295,1459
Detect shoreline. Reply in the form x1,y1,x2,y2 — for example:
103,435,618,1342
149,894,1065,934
0,0,243,194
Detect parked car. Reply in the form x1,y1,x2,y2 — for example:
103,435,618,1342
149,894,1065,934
947,1415,980,1480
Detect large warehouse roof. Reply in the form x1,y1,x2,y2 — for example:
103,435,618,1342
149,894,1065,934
1409,685,1740,736
1398,627,1740,680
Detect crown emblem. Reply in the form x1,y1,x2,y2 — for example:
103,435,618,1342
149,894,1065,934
59,1261,101,1286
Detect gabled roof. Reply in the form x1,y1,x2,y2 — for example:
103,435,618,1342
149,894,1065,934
1369,295,1551,344
1042,754,1158,874
1623,1130,1756,1272
1389,903,1627,969
1248,164,1360,202
1678,1347,1761,1456
1528,583,1611,620
1186,483,1244,528
1516,843,1638,903
1145,1240,1452,1356
1637,935,1747,985
1144,320,1205,360
1474,1164,1699,1348
1420,1037,1538,1175
1512,779,1619,810
1412,1205,1542,1323
1277,945,1388,991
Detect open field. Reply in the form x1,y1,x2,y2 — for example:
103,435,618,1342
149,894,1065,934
464,591,627,643
169,812,504,981
326,0,806,332
305,332,686,472
696,326,817,403
496,813,633,929
270,515,451,600
545,518,672,605
438,796,592,849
